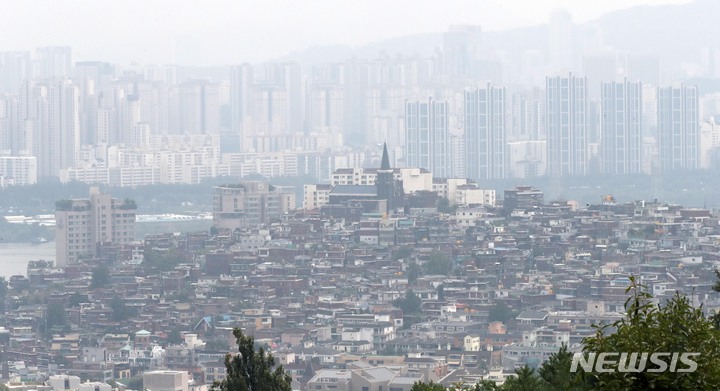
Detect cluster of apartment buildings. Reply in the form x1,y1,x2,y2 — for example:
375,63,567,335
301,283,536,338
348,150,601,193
59,136,374,187
4,22,720,188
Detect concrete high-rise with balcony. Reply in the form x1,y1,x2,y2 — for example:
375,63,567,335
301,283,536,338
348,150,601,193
54,187,136,266
601,79,643,175
546,73,588,176
405,97,449,178
657,84,699,171
465,84,506,180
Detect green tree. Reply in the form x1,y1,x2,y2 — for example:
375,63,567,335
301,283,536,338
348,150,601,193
43,304,67,338
407,262,422,284
502,366,544,391
425,252,452,275
471,380,498,391
394,247,412,260
582,276,720,390
143,248,183,272
393,290,422,315
712,269,720,328
437,197,456,214
393,290,422,328
67,292,89,308
211,328,291,391
167,328,184,345
537,345,590,391
91,265,110,289
205,338,230,352
109,297,137,322
117,376,142,391
47,305,66,328
410,381,446,391
488,302,518,323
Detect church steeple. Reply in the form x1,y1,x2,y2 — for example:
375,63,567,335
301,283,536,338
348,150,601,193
377,142,397,212
380,142,391,170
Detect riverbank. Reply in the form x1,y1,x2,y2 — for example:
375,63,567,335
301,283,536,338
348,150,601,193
0,242,55,278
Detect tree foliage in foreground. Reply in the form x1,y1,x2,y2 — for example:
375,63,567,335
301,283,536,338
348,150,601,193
211,328,291,391
411,346,589,391
411,275,720,391
581,276,720,390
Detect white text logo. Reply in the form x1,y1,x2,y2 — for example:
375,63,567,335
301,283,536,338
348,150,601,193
570,352,699,373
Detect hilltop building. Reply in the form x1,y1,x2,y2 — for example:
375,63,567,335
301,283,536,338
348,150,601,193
319,143,404,220
212,181,295,231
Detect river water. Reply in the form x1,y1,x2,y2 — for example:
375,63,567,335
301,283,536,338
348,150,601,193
0,242,55,278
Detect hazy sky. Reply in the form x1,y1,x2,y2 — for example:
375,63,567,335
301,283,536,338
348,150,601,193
0,0,692,66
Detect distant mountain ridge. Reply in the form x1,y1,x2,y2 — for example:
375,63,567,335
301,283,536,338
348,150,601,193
595,0,719,61
272,0,717,68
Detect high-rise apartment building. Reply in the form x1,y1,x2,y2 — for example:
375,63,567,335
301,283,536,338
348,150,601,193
506,140,547,178
343,59,369,147
40,78,80,178
546,73,588,176
248,63,303,137
547,9,574,72
582,52,618,100
117,94,141,147
281,63,303,134
601,79,643,175
230,64,253,150
0,95,19,154
657,84,699,171
443,25,482,79
34,46,72,80
133,80,170,137
449,133,465,178
307,83,344,136
405,97,449,178
178,79,220,135
54,187,137,266
0,51,32,94
510,88,545,141
465,84,506,180
626,54,660,86
248,83,289,137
